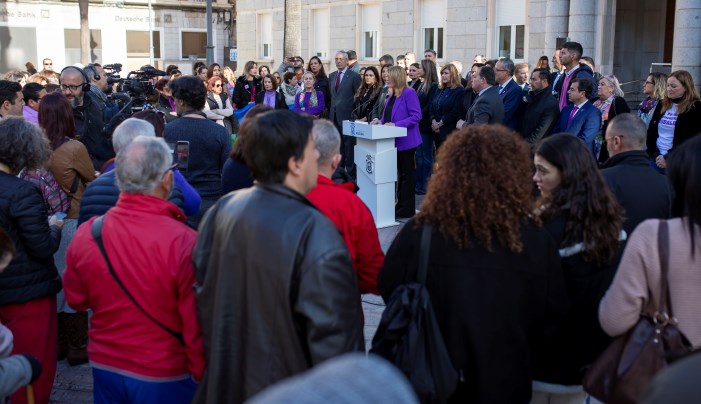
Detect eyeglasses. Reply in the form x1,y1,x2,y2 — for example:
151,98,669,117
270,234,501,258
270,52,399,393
44,63,52,66
495,68,508,72
644,81,654,85
60,84,82,91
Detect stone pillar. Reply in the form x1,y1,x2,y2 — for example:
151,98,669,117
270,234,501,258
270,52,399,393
528,0,548,64
568,0,597,57
672,0,701,95
544,0,569,53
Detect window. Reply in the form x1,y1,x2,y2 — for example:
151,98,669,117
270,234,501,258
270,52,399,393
312,8,330,59
420,0,445,59
361,4,380,60
64,29,102,64
496,0,526,60
497,25,525,59
126,31,162,59
181,31,207,59
258,13,273,59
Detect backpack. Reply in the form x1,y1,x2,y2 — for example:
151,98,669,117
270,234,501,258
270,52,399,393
19,169,80,216
371,224,459,403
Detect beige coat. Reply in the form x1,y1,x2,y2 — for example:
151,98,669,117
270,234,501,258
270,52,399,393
49,139,95,219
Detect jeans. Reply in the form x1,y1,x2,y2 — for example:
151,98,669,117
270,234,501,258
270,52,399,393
415,132,434,194
93,368,197,404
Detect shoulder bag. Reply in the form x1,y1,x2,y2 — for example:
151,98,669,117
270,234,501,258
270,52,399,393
91,215,185,345
583,220,692,403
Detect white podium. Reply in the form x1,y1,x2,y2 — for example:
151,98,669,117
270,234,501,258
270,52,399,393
342,120,406,228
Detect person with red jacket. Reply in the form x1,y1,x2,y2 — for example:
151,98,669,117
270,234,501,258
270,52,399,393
63,136,205,404
306,120,384,294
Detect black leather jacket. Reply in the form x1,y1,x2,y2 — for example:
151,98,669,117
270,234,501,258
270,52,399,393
192,183,364,403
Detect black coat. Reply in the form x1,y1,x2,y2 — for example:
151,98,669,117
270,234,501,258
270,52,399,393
232,76,262,109
519,86,560,146
430,87,464,140
417,82,439,134
458,87,477,124
379,218,567,403
532,211,622,386
351,87,381,121
74,92,114,169
254,90,288,110
192,184,364,403
314,75,331,116
0,173,62,305
646,100,701,160
597,96,631,163
600,150,672,235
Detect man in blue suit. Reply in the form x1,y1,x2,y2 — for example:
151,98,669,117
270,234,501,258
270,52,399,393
494,58,522,130
553,77,602,156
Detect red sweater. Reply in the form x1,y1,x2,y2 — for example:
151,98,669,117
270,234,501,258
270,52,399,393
64,193,205,381
307,175,383,294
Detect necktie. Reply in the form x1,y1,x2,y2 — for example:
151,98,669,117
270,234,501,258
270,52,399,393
335,71,342,91
497,85,503,94
567,105,579,127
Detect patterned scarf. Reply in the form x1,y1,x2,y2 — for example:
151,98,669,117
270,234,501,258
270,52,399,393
639,97,657,114
299,91,318,107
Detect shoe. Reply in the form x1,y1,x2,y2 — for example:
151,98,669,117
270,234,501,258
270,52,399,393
395,209,415,219
65,311,89,366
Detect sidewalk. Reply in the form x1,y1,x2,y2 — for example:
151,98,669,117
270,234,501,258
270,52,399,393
50,208,412,402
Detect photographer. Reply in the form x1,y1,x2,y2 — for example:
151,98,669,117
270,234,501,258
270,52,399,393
276,56,305,76
85,63,120,123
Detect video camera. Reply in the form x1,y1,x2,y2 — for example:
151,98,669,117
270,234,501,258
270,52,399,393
103,63,167,115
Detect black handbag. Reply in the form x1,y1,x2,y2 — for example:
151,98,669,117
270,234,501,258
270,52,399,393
583,220,692,403
371,224,459,403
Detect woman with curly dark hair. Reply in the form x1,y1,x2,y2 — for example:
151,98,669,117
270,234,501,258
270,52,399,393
531,133,625,404
379,125,567,403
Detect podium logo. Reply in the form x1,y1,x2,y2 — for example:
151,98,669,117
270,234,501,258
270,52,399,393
366,154,374,174
350,122,356,136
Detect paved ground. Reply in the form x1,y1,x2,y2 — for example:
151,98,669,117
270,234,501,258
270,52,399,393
49,197,421,402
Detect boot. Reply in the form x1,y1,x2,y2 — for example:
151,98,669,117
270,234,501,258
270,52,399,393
57,312,68,361
65,311,89,366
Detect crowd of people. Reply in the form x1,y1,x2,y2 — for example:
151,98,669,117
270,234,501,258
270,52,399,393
0,37,699,404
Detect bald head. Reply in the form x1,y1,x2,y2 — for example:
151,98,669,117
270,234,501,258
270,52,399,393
312,120,341,176
605,113,647,156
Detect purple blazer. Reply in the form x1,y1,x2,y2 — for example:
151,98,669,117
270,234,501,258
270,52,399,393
381,87,423,151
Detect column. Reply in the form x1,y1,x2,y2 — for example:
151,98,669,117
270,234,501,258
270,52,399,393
672,0,701,95
527,0,548,62
544,0,569,52
568,0,596,57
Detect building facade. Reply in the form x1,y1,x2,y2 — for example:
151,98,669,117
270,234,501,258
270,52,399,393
0,0,235,75
236,0,700,94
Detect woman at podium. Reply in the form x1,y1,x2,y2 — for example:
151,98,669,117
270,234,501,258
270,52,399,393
371,66,422,218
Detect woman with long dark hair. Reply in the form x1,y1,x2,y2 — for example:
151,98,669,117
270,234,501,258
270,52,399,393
646,70,701,172
39,92,96,367
415,59,439,195
379,125,566,403
351,66,381,122
531,134,625,404
308,56,330,116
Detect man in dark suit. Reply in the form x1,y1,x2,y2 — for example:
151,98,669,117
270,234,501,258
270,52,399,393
600,113,672,235
553,77,602,156
519,68,559,146
494,58,522,130
459,66,504,126
329,50,362,177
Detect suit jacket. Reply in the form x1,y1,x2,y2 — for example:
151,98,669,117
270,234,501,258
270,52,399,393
498,79,523,130
553,101,602,155
328,69,362,127
466,86,504,126
381,87,422,151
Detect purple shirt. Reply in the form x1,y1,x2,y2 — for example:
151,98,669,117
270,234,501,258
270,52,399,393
263,91,277,108
23,105,39,125
293,91,325,117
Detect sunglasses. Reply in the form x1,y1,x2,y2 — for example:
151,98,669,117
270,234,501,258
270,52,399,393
214,84,222,87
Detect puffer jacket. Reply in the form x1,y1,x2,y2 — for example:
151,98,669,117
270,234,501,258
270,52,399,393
78,170,187,226
0,173,61,305
192,183,364,403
